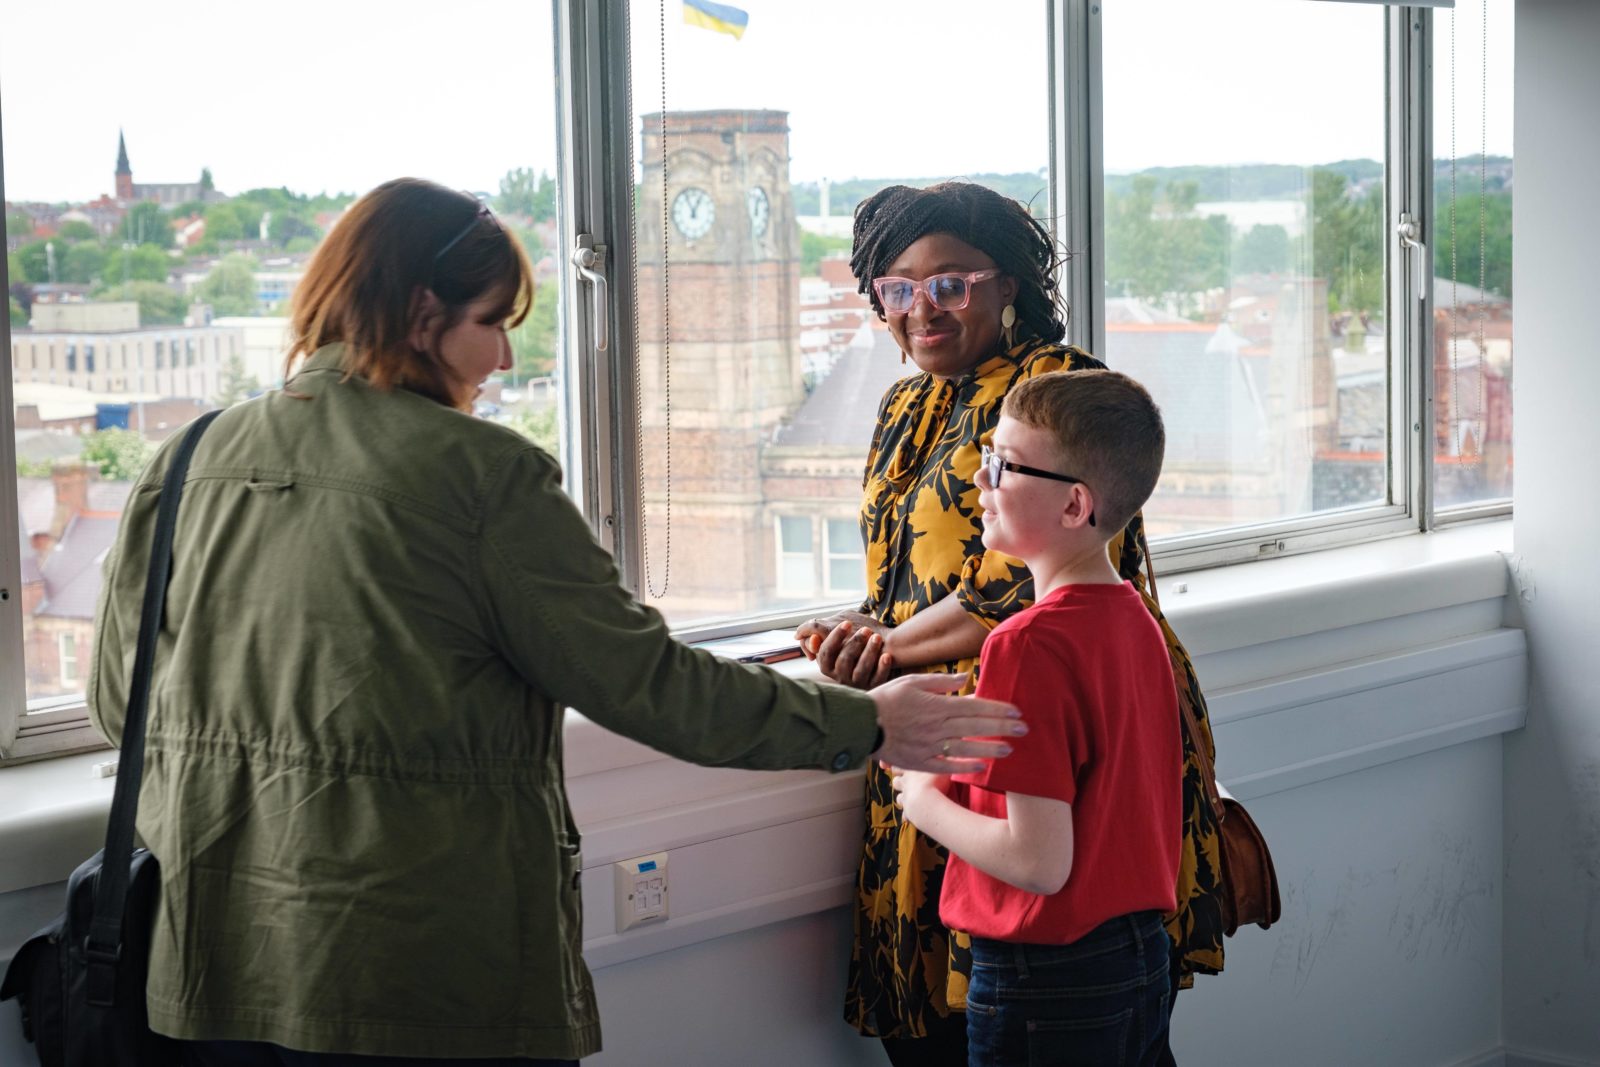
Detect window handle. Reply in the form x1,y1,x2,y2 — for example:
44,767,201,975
1397,213,1427,302
571,234,610,352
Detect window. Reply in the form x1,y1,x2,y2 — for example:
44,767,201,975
775,516,815,598
823,517,866,598
1,0,1511,761
624,0,1050,628
2,0,568,760
58,632,78,687
1432,0,1513,513
1101,0,1389,542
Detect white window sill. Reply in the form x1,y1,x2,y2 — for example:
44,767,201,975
0,521,1515,900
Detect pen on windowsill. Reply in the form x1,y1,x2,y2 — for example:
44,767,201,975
736,646,804,665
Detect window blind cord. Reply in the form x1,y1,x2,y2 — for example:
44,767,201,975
1449,9,1461,459
640,0,674,598
1476,4,1488,462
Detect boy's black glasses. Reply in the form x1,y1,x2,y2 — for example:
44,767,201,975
980,444,1096,526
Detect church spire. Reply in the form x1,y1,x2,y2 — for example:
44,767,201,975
115,129,134,200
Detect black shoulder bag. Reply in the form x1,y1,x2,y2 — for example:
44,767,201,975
2,409,221,1066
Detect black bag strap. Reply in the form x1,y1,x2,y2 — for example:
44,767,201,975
85,410,221,993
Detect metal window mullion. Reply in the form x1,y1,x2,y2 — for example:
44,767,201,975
1051,0,1104,360
0,83,28,755
558,0,635,568
1391,6,1436,531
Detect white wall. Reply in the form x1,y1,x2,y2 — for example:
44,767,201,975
1504,2,1600,1061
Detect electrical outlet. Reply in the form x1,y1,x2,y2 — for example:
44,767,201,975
614,852,669,931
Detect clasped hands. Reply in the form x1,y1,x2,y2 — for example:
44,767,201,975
795,610,895,690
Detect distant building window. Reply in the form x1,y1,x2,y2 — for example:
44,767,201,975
186,339,195,367
85,345,96,374
823,517,866,597
59,632,79,687
66,343,77,373
775,515,815,597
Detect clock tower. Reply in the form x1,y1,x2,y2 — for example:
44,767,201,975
635,109,804,617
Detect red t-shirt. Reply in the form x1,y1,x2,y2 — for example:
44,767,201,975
938,581,1181,945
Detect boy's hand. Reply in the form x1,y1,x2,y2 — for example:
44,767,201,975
891,767,952,825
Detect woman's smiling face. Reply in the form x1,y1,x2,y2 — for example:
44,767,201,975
881,233,1018,380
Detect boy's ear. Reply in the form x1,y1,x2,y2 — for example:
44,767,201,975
407,286,444,352
1060,483,1097,531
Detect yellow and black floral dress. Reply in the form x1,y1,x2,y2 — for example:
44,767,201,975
845,337,1225,1039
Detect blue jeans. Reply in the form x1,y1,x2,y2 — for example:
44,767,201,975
965,911,1172,1067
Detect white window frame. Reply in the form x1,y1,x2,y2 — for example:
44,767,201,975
1,0,1510,763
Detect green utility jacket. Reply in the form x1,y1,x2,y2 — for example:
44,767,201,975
88,345,879,1060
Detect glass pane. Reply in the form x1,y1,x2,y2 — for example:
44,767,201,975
1432,0,1514,509
780,556,815,597
630,0,1050,625
4,0,566,708
1102,0,1387,538
778,515,812,553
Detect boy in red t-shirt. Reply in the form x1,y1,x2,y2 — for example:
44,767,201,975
894,369,1181,1067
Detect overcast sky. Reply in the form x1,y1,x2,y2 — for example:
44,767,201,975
1,0,1512,205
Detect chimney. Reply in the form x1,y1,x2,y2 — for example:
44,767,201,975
50,462,91,540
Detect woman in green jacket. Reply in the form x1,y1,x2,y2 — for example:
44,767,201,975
88,178,1024,1067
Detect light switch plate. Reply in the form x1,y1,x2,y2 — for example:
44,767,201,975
614,851,669,931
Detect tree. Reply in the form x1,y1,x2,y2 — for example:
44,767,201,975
197,253,258,316
204,202,246,243
1103,176,1229,312
103,243,172,285
1234,224,1290,275
510,406,558,456
60,242,107,284
80,428,154,481
801,230,852,276
119,201,175,249
97,281,187,325
508,282,559,382
267,208,320,247
15,240,55,283
213,352,262,407
8,294,24,327
1308,168,1383,316
201,167,215,194
1434,190,1513,299
6,210,35,244
496,168,556,221
56,219,98,242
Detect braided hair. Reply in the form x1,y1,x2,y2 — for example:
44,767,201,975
849,181,1068,344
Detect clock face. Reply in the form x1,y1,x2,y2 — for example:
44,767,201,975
671,187,715,240
747,186,770,239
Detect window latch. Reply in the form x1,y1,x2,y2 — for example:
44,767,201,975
571,234,610,352
1396,214,1427,302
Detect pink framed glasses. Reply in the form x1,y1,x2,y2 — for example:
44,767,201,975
872,268,1001,314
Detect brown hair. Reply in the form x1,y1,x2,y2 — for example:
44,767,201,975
1003,370,1166,535
286,178,534,407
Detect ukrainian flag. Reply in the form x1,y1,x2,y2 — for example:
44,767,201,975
683,0,749,39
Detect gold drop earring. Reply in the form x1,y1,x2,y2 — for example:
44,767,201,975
1001,304,1018,350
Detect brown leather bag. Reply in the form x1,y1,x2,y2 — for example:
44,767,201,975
1140,530,1281,937
1178,688,1282,936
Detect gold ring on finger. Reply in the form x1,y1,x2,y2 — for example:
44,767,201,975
941,739,951,758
